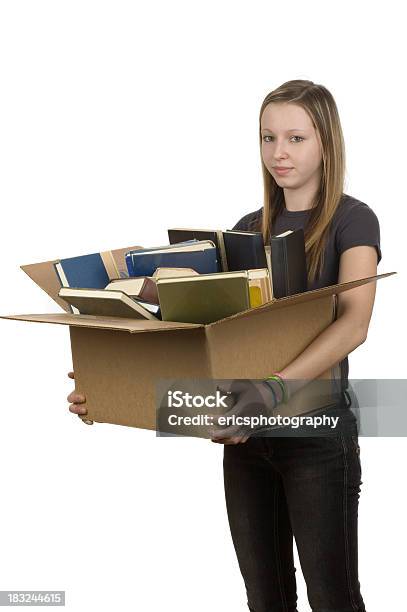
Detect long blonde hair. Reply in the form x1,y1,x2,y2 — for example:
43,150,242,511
258,79,346,284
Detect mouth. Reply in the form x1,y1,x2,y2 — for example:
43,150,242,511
273,167,293,175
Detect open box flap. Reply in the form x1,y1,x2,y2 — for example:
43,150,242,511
20,245,143,311
20,260,70,312
206,271,396,328
4,271,396,331
0,313,203,333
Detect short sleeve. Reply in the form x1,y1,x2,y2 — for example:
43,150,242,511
231,218,245,231
336,203,382,264
231,207,263,232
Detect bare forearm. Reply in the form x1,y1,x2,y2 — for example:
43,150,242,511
278,315,366,399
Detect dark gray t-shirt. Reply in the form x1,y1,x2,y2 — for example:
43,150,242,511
231,193,382,390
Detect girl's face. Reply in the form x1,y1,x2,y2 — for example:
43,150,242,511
260,102,323,191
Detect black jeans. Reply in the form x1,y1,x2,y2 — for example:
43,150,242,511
223,396,365,612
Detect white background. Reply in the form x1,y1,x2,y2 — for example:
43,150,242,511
0,1,405,610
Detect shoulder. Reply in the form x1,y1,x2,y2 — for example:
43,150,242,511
335,193,380,222
334,193,381,263
231,206,263,231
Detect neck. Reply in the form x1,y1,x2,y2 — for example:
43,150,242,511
283,177,319,212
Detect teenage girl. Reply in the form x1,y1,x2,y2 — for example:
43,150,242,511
67,80,381,612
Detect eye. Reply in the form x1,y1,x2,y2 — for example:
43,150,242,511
262,135,304,143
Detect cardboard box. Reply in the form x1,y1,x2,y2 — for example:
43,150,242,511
0,246,395,432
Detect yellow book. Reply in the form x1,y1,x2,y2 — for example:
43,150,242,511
248,268,272,307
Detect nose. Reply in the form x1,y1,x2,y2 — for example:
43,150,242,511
273,139,289,160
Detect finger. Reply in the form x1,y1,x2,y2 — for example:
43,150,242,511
81,418,94,425
211,424,243,440
214,387,236,412
225,436,247,444
211,413,234,427
209,423,236,442
210,394,251,426
67,392,86,403
216,395,268,424
210,398,250,434
217,379,248,397
211,436,235,444
211,435,246,445
68,371,75,379
216,380,234,394
210,426,251,444
216,380,251,404
208,411,235,430
211,415,254,440
69,403,88,415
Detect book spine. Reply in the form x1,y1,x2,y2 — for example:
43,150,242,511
131,249,219,277
282,241,289,295
125,253,136,277
270,239,289,298
217,231,229,272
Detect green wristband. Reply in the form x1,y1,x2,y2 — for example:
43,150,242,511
262,380,278,407
265,374,288,404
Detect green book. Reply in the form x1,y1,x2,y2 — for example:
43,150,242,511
156,271,250,324
59,287,159,320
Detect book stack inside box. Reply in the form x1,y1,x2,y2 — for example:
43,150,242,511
53,226,308,325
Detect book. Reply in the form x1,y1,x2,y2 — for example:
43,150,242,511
248,268,272,307
59,287,160,320
222,230,268,271
125,240,199,276
270,229,307,298
152,267,199,280
168,227,268,272
156,271,250,324
54,252,112,289
126,240,219,277
54,252,115,314
264,245,272,275
105,276,159,304
168,228,228,272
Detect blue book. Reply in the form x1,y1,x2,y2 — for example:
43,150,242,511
125,240,199,276
126,241,219,277
54,253,111,290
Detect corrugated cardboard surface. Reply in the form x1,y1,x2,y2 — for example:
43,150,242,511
68,295,335,429
20,245,142,311
20,260,70,312
205,296,334,378
206,271,395,327
2,272,394,333
0,268,396,431
0,313,202,333
205,294,336,421
70,326,211,429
